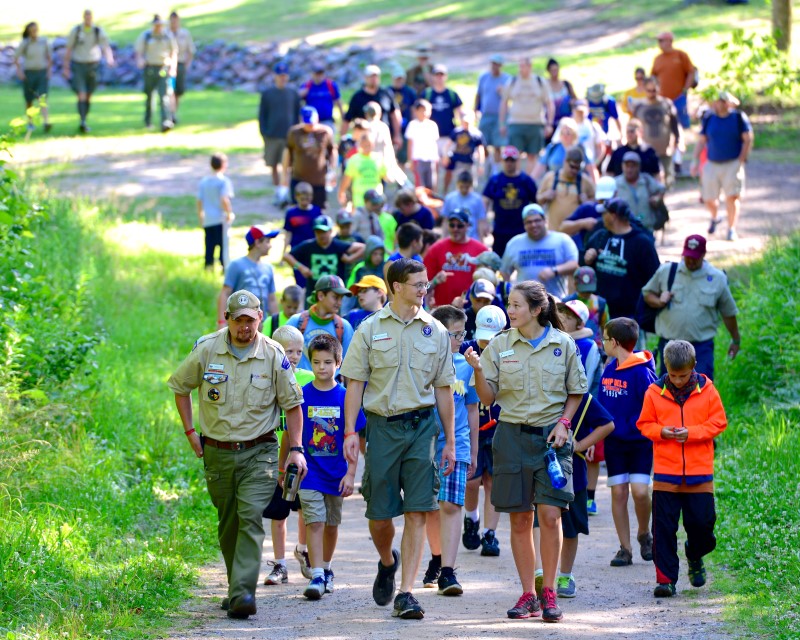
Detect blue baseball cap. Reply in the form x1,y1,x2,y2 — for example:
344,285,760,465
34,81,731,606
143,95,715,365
301,106,319,124
273,62,289,74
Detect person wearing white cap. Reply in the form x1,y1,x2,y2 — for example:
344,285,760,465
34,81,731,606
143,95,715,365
692,90,753,242
501,204,579,299
342,65,402,150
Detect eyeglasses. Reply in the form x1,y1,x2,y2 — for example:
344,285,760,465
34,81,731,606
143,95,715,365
448,330,468,341
449,222,466,229
402,281,431,291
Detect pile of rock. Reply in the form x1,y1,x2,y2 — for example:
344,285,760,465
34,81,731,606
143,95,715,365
0,38,389,93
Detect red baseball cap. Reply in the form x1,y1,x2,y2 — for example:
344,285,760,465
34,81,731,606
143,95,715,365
501,145,520,160
682,234,707,259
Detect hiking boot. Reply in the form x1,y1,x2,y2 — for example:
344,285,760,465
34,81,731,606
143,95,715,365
480,529,500,556
686,541,706,587
392,591,424,619
540,586,563,623
324,568,335,593
263,561,288,585
556,575,577,598
462,516,481,550
654,582,676,598
708,217,721,235
294,546,312,580
506,591,541,619
78,123,90,134
373,548,400,606
220,597,230,610
587,498,598,516
437,569,463,596
638,532,654,561
303,576,326,600
422,557,440,588
610,545,633,566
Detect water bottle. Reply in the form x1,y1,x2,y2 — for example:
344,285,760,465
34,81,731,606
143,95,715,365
325,168,337,193
545,444,567,489
283,462,300,501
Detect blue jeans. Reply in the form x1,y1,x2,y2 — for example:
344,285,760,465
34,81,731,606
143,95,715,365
658,337,715,380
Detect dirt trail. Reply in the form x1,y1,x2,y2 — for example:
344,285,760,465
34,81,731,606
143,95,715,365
166,467,727,640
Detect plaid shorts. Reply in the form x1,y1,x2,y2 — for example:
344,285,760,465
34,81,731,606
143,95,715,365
438,460,468,506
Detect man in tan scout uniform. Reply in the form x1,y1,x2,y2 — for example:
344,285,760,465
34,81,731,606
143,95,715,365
62,9,115,133
341,257,456,621
134,15,177,132
168,290,305,620
168,11,195,124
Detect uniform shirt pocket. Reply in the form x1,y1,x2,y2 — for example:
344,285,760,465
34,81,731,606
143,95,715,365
248,376,274,406
698,286,718,308
370,339,399,369
499,360,524,391
201,373,228,404
542,360,567,393
410,341,437,370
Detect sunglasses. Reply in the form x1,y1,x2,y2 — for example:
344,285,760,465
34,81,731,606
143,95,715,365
503,157,517,161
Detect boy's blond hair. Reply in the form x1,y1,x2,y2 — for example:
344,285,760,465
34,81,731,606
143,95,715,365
272,325,303,347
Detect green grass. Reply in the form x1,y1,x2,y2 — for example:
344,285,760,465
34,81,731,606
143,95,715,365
709,232,800,639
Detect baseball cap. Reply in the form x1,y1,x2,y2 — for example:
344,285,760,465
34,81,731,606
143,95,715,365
718,90,740,106
349,274,388,295
605,198,631,219
476,251,502,272
336,210,353,225
622,151,641,164
432,63,447,75
245,225,279,245
363,189,386,205
273,61,289,74
416,45,431,56
226,290,261,319
313,215,334,231
501,145,520,160
311,62,326,73
447,208,470,224
682,234,707,260
470,279,496,301
522,203,546,220
573,266,597,293
595,176,617,200
490,54,504,65
364,64,381,77
314,275,353,296
301,106,319,124
573,99,589,110
474,305,506,341
559,299,589,326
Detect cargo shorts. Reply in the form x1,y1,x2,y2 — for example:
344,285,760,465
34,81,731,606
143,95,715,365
491,420,574,512
361,410,440,519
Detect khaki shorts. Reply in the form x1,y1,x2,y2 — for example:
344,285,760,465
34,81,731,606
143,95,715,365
298,489,343,526
263,137,287,168
702,159,744,202
362,410,440,519
491,420,574,512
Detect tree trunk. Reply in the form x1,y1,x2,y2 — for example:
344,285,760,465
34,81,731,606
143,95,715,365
772,0,792,52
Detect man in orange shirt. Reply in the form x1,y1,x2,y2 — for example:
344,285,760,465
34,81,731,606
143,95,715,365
650,32,694,130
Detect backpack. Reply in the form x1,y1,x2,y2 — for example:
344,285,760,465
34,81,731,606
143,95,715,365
305,78,337,100
267,313,281,338
297,310,345,343
634,261,678,334
552,168,583,199
70,25,101,48
423,87,460,108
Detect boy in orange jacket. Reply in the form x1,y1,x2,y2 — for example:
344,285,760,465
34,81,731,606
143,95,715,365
637,340,727,598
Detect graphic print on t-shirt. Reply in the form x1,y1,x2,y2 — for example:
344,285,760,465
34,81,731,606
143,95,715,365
307,404,341,456
443,251,475,273
311,253,339,279
501,183,521,210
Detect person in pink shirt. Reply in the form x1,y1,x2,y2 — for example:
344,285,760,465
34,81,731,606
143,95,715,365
424,208,488,308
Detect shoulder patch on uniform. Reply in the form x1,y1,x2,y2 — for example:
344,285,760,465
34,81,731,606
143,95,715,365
281,356,291,370
191,331,219,352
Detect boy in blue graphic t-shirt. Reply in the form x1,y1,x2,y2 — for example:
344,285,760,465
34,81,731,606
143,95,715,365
295,334,365,600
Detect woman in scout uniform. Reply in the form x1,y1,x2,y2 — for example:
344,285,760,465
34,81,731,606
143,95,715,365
465,280,587,623
14,22,52,132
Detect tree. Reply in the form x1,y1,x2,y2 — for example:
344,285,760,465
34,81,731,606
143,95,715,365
772,0,792,52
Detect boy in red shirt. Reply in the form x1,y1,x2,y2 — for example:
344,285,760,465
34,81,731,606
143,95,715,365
637,340,727,597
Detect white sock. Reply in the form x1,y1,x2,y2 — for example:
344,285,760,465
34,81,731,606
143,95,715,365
324,560,333,571
535,568,543,578
466,509,479,522
274,558,286,566
297,544,307,552
311,567,324,579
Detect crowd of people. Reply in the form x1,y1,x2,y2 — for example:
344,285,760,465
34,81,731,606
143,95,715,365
13,9,747,626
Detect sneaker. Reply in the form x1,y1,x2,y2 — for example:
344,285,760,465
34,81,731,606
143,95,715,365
556,575,576,598
462,516,481,550
586,499,598,516
44,123,53,133
26,123,36,133
638,532,654,561
79,123,89,134
686,542,706,587
727,228,738,242
373,548,400,606
654,582,676,597
708,217,721,234
422,558,440,588
480,529,500,556
263,561,288,585
610,545,633,567
392,591,424,619
303,576,326,600
437,570,463,596
324,568,335,593
294,546,312,580
540,586,563,623
161,120,174,133
534,572,543,596
507,591,541,619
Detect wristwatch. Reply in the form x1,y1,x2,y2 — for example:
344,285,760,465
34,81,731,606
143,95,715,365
289,446,304,453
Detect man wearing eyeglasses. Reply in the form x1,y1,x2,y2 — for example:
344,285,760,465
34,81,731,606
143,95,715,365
424,209,488,308
341,258,456,621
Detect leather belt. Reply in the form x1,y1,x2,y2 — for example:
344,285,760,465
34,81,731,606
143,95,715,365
386,408,433,423
203,432,276,451
520,424,545,435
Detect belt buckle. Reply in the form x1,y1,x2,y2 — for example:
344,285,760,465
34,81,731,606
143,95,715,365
231,442,245,452
411,412,421,428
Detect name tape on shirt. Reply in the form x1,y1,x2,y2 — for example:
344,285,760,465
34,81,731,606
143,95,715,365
372,332,391,342
499,349,515,358
207,363,225,373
